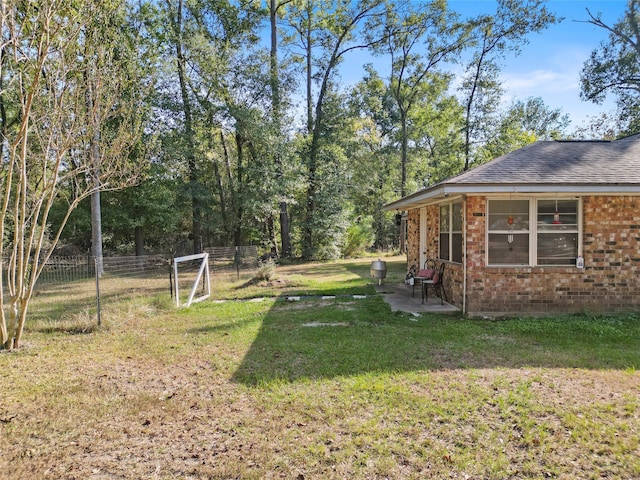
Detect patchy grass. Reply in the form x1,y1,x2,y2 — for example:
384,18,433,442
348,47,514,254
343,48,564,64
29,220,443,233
212,256,401,300
1,256,639,479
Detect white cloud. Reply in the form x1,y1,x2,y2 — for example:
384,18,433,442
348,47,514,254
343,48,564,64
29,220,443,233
502,69,579,95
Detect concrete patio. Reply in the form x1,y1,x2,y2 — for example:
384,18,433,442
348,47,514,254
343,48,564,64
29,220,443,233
375,282,460,315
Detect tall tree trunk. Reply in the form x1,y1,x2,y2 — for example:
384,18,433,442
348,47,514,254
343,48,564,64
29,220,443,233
135,226,144,256
301,1,316,257
270,0,282,118
270,0,291,257
279,203,290,255
0,44,9,347
400,109,408,197
91,190,103,274
234,132,244,246
305,4,314,134
463,47,486,172
89,92,102,275
87,73,103,275
220,131,236,244
211,140,228,232
172,0,202,253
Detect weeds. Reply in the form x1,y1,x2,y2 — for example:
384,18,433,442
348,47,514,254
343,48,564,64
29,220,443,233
254,259,277,282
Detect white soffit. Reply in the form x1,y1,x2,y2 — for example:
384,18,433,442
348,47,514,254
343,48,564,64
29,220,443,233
384,184,640,211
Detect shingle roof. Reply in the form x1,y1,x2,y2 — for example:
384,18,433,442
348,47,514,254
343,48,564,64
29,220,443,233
448,134,640,185
384,134,640,211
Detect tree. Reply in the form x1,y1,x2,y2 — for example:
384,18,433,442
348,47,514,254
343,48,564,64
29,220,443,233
571,112,623,140
459,0,560,171
580,0,640,135
347,68,402,249
477,97,568,162
193,17,273,248
100,162,181,255
165,0,204,253
152,0,281,251
0,1,148,350
503,97,569,140
270,0,294,257
285,0,388,258
350,64,465,191
376,0,469,196
408,76,466,186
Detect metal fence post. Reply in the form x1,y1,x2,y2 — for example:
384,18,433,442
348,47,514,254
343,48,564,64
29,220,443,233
234,246,240,279
95,257,102,327
169,260,174,300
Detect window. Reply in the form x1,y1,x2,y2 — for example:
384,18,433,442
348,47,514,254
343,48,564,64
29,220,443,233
452,202,463,263
439,205,450,261
488,199,530,265
487,198,580,266
439,202,463,263
537,199,579,265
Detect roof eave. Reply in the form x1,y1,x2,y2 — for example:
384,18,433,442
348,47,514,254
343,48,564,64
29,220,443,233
383,185,446,211
383,183,640,211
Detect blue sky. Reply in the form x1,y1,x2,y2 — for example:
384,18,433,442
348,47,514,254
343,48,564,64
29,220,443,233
460,0,628,128
340,1,629,131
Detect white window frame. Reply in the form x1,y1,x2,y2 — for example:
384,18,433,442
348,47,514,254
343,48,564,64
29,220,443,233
439,200,463,264
486,196,582,267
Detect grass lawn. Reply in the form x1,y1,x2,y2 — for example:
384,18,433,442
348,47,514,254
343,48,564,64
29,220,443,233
1,256,639,479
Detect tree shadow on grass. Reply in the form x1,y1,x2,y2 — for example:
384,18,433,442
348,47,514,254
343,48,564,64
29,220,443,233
230,295,640,387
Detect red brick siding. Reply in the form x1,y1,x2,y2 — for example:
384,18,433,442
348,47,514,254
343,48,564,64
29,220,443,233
426,205,439,261
407,209,420,270
405,203,462,306
407,195,640,315
580,196,640,310
406,205,441,270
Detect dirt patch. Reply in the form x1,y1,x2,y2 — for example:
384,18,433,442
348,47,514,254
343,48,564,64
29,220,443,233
301,322,350,327
3,356,637,480
274,299,334,310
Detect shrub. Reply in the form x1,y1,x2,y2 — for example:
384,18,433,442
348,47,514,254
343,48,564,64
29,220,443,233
342,220,374,258
254,260,277,282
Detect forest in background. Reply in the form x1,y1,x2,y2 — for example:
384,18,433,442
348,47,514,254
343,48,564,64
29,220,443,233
5,0,640,262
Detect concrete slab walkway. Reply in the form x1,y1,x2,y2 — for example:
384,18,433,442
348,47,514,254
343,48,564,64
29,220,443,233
375,283,460,315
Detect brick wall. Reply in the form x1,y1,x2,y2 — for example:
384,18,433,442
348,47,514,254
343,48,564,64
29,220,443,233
407,209,420,270
407,195,640,316
406,205,442,269
406,204,461,306
581,195,640,310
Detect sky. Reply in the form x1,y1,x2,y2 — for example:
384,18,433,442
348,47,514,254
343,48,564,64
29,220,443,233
341,0,629,131
459,0,628,129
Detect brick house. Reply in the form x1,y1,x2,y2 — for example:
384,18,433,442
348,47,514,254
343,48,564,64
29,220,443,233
384,134,640,316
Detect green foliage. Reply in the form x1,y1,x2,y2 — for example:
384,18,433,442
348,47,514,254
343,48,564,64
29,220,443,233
1,0,151,348
504,97,569,139
300,143,351,261
477,120,537,163
475,97,568,162
254,260,277,282
342,216,375,258
348,67,465,247
460,0,561,169
580,1,640,135
374,0,470,195
27,0,592,266
569,112,623,140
